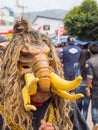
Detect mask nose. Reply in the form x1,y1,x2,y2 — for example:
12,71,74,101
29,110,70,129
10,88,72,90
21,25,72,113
32,53,51,92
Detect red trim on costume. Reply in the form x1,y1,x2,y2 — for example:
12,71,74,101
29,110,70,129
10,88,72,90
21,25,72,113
31,100,46,107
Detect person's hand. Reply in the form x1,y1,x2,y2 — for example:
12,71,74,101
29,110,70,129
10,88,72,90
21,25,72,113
39,119,55,130
86,88,91,97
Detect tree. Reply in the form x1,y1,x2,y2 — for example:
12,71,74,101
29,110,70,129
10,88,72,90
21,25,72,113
63,0,98,41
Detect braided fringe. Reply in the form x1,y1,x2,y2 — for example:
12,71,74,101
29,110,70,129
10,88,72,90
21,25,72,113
44,96,73,130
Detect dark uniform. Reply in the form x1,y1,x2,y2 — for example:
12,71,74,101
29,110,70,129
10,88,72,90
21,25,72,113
86,54,98,125
62,44,81,80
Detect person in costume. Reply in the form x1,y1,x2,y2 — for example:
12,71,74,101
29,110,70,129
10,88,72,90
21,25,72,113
0,19,89,130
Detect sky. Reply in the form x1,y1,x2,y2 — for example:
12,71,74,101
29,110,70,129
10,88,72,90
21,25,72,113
0,0,98,13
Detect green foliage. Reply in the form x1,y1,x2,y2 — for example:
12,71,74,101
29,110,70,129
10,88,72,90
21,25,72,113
63,0,98,41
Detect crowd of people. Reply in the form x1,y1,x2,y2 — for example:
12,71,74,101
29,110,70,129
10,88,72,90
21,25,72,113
56,36,98,130
0,19,98,130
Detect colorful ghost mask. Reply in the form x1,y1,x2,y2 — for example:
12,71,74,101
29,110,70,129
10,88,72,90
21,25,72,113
12,19,83,111
0,19,83,130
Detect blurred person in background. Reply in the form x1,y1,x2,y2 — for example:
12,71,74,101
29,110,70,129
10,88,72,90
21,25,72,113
74,49,90,120
56,42,65,62
62,36,81,80
86,43,98,130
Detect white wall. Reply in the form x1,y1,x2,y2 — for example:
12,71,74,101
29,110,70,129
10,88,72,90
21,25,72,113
32,17,64,35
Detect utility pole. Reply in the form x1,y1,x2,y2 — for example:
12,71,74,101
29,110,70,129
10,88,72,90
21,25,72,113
16,0,27,16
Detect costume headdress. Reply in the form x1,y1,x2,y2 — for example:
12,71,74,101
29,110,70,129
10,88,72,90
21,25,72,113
0,18,83,130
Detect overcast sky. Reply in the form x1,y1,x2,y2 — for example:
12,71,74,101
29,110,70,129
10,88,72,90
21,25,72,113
0,0,98,12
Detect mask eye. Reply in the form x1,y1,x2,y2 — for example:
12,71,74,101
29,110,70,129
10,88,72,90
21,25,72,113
22,65,30,69
18,62,32,77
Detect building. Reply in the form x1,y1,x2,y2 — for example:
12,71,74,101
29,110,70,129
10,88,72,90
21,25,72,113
0,7,14,26
32,15,64,36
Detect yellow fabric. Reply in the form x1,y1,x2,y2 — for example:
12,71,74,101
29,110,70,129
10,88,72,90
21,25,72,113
44,102,56,123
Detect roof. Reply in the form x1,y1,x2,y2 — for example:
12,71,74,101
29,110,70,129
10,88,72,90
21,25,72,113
0,7,14,16
32,15,63,24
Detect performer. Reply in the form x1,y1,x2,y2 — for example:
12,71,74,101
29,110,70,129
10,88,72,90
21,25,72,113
0,19,89,130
